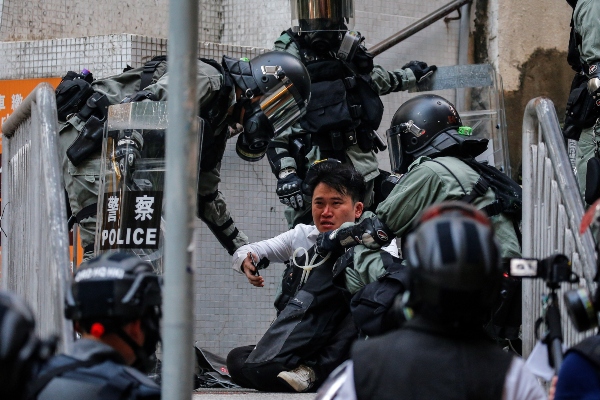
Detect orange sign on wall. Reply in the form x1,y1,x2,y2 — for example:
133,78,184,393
0,77,62,138
0,77,84,265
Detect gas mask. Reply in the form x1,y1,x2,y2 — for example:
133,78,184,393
304,30,343,55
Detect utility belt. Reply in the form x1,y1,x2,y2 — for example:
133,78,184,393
311,127,386,160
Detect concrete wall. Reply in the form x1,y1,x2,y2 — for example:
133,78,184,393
481,0,574,175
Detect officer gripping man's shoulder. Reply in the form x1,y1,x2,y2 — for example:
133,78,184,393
315,94,523,343
29,252,163,400
267,0,437,229
56,51,311,258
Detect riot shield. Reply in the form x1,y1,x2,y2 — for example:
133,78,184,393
94,102,201,273
413,64,511,176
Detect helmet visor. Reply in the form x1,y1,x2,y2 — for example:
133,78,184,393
258,75,308,136
387,125,406,173
291,0,354,32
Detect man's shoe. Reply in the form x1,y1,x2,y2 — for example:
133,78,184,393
277,365,316,392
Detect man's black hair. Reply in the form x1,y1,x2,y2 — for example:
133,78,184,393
305,160,367,203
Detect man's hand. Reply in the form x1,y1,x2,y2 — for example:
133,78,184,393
276,172,304,210
402,61,437,83
242,252,265,287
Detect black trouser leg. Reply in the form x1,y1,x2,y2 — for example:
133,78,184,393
241,360,297,392
311,313,358,383
226,345,256,389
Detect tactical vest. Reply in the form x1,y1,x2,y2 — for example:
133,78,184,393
284,31,384,155
30,354,160,400
352,318,513,400
244,246,349,376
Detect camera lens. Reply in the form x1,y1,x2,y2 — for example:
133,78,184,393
564,288,598,332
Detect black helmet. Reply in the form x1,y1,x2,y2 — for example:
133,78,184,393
403,202,502,326
65,252,162,372
0,291,53,399
223,51,311,162
386,94,488,173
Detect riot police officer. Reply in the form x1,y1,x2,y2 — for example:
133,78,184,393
57,51,311,258
316,94,522,341
0,291,55,400
566,0,600,205
315,202,546,400
30,252,163,399
266,0,436,228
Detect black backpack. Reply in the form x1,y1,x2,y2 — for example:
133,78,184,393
430,157,522,243
332,249,410,337
350,252,410,337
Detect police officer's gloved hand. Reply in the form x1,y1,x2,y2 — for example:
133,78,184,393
316,216,394,256
402,61,437,83
353,46,375,74
276,169,304,210
115,130,143,181
587,63,600,104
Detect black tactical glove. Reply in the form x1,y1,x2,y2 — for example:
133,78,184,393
353,46,375,74
402,60,437,83
316,216,394,255
115,130,143,182
276,171,305,210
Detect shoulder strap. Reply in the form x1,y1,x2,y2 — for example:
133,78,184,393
198,58,233,129
27,356,99,399
427,158,468,195
140,55,167,90
284,29,310,65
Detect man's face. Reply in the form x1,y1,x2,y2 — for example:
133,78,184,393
312,182,363,232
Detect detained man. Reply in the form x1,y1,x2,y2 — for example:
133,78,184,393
227,159,396,392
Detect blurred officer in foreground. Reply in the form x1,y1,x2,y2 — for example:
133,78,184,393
0,291,55,400
30,252,162,400
267,0,436,228
316,202,546,400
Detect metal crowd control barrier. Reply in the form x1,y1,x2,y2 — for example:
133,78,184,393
1,82,73,352
521,97,597,357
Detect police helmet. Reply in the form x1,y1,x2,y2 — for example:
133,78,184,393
403,202,502,325
224,51,311,162
0,291,45,399
65,252,162,371
386,94,488,173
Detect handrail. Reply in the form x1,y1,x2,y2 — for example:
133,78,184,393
369,0,473,56
521,97,597,357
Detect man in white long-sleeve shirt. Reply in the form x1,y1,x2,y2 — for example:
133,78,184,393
228,159,388,393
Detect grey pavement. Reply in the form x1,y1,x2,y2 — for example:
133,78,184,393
192,388,315,399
